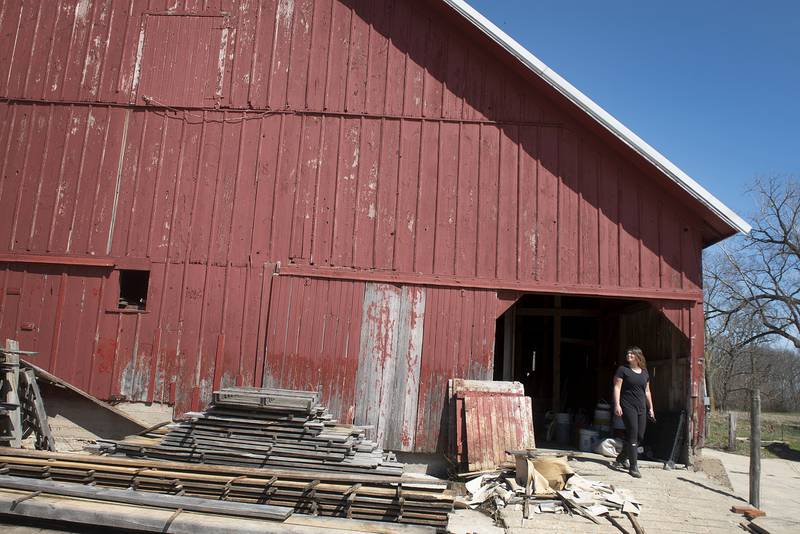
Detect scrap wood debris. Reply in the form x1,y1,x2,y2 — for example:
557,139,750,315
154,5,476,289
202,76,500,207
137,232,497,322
733,505,771,534
732,505,766,520
458,454,644,533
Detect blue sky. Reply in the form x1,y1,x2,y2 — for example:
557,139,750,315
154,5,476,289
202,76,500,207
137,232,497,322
466,0,800,222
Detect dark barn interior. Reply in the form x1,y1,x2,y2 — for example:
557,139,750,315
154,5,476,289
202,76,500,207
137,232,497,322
494,293,691,456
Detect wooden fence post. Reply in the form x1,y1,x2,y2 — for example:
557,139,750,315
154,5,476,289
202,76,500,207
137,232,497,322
728,412,737,451
749,388,761,509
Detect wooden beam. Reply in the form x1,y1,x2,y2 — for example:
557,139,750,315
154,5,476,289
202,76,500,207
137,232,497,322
279,264,702,303
0,447,403,484
516,308,602,317
502,308,516,381
0,475,292,520
0,254,115,267
552,297,562,410
0,487,436,533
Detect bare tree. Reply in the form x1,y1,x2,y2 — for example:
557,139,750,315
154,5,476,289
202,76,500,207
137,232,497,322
706,177,800,348
704,176,799,508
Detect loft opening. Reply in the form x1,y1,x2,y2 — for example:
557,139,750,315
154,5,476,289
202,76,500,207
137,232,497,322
118,269,149,311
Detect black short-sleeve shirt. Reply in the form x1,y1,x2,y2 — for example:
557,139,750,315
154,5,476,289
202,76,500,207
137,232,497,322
615,365,649,409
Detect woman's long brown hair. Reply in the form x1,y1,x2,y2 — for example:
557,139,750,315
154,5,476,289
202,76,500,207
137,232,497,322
626,346,647,370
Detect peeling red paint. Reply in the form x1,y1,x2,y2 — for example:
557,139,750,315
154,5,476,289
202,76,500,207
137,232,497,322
0,0,714,453
93,340,114,378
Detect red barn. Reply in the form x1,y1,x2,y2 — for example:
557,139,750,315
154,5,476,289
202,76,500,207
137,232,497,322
0,0,748,456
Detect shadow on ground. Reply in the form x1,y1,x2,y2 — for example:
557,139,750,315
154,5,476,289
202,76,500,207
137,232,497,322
677,476,747,502
765,442,800,462
570,455,615,469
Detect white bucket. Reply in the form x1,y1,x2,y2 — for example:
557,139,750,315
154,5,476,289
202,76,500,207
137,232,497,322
579,429,599,452
594,403,611,427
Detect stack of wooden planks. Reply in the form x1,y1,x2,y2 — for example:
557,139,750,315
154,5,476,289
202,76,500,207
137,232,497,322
0,447,454,530
98,387,403,476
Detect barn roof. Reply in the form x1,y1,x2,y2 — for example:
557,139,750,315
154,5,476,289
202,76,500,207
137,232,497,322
442,0,751,237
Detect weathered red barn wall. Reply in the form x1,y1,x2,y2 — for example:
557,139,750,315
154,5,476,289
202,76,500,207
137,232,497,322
0,103,705,296
0,0,711,451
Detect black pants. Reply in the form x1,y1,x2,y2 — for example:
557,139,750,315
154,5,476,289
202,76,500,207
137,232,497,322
621,402,646,446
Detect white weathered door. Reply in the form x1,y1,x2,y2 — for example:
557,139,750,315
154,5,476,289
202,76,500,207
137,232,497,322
353,283,425,451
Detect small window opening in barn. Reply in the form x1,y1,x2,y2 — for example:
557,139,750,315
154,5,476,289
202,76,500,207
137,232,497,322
494,294,690,459
118,270,149,310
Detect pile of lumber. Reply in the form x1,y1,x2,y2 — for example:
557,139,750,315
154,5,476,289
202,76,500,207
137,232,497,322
0,447,453,529
98,387,403,477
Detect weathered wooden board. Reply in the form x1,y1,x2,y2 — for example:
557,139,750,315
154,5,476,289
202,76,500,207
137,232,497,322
0,475,293,520
355,284,425,451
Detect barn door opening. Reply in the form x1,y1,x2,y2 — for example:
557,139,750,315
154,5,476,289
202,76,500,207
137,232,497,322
353,283,425,451
494,294,692,452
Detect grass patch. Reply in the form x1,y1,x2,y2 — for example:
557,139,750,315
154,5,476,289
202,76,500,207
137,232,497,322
705,411,800,459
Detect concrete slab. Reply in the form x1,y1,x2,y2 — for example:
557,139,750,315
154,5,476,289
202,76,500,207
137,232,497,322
703,447,800,532
447,509,504,534
494,451,746,533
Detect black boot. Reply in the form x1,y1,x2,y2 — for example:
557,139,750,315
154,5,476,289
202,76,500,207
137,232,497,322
614,446,629,469
628,442,641,478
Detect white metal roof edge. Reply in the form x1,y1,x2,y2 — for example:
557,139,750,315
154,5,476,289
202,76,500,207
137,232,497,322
442,0,752,236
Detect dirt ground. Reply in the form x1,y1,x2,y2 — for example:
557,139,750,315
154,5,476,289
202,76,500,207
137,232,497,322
694,454,734,490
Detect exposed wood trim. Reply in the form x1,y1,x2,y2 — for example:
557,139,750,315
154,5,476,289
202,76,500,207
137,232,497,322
0,254,115,268
516,308,601,317
502,308,516,381
552,296,562,410
114,257,152,270
279,264,702,303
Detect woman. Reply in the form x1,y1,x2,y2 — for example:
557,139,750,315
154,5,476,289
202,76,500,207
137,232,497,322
612,346,655,478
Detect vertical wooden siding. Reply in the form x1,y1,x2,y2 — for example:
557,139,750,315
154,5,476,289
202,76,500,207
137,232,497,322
262,276,364,422
258,279,498,452
0,0,706,292
0,261,274,416
0,102,705,292
415,287,497,452
0,1,712,450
